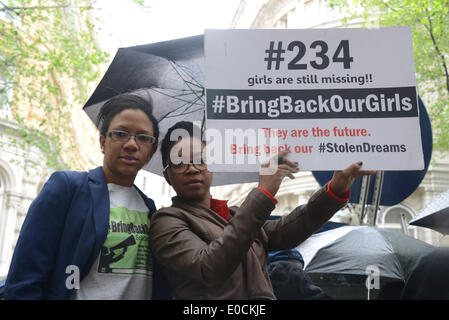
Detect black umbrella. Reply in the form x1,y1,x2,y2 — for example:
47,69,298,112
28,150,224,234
297,226,434,299
83,35,258,186
409,188,449,235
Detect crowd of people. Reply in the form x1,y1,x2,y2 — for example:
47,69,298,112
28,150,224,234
3,94,447,300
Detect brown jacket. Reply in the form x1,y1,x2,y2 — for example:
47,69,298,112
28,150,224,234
149,186,346,300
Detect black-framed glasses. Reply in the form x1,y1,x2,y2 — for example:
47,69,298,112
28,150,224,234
107,130,157,145
163,159,207,174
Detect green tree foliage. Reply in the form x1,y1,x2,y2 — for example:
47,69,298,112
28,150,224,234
327,0,449,152
1,0,111,170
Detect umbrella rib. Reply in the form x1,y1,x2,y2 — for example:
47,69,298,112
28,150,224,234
184,80,203,90
164,107,204,118
201,109,206,131
94,85,201,102
150,87,203,105
101,86,125,96
149,86,200,95
158,87,201,93
158,94,204,120
168,60,203,101
171,61,203,89
159,99,199,119
168,95,203,116
149,86,202,94
176,95,205,116
154,89,202,98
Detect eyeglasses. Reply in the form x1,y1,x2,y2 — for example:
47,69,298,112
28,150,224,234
163,159,207,174
107,130,157,145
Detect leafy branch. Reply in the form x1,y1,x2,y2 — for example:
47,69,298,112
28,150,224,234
1,0,109,170
424,7,449,93
327,0,449,152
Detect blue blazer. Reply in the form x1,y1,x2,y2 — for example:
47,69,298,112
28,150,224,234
4,166,171,299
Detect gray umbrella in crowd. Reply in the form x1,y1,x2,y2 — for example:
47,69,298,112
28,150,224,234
297,225,434,299
83,35,258,186
409,189,449,234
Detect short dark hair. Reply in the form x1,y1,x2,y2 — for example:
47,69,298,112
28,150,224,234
160,121,204,167
97,94,159,142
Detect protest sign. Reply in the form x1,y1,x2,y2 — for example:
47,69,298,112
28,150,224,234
204,27,424,172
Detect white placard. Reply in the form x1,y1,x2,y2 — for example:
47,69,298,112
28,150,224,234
204,27,424,172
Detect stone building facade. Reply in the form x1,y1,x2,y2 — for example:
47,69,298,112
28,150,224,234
0,118,50,276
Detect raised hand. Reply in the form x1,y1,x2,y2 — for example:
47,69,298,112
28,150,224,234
258,151,299,196
329,161,377,197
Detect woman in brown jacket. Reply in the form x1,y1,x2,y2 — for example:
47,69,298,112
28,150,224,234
149,121,375,300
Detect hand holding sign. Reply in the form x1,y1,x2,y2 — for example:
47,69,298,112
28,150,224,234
258,154,376,198
258,151,299,196
329,162,377,197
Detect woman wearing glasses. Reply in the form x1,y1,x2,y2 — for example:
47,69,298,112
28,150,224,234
149,121,375,300
5,94,170,300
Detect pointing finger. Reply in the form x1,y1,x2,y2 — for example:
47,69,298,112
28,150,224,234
279,164,299,173
358,170,377,176
343,162,363,176
278,168,296,180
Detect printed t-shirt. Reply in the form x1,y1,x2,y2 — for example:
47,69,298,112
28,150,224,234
72,183,153,300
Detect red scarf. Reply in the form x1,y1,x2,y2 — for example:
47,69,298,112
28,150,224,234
210,198,230,221
209,188,278,222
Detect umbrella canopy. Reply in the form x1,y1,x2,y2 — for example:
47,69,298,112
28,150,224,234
297,226,434,299
83,35,258,186
409,189,449,234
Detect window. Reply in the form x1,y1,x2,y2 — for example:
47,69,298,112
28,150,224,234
303,0,317,27
319,0,336,20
